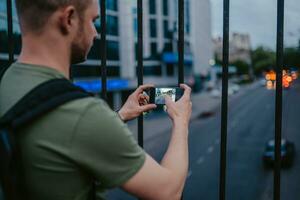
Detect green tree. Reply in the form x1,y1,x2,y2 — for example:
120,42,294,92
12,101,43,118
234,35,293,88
230,60,249,75
251,46,276,75
284,47,300,69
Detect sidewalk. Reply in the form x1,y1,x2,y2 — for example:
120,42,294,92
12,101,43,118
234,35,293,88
127,80,262,141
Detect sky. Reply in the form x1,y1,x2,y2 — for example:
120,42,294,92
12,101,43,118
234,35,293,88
210,0,300,49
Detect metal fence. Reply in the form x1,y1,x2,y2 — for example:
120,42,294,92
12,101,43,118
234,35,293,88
3,0,285,199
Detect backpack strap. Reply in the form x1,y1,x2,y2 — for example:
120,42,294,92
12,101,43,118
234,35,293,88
0,78,93,200
0,78,92,130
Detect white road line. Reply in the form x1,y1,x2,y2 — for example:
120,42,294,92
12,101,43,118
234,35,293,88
207,146,214,154
196,156,205,165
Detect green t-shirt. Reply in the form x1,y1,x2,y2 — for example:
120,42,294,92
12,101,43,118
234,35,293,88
0,63,145,200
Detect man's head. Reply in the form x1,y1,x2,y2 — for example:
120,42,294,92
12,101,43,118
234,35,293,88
15,0,99,64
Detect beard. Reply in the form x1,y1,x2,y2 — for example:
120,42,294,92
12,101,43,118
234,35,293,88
70,22,91,65
70,39,87,65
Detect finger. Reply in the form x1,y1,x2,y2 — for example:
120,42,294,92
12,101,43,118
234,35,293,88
140,104,157,112
134,84,155,95
164,95,173,107
180,84,191,100
138,94,149,104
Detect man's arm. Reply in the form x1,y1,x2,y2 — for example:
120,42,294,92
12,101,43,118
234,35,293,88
122,84,192,200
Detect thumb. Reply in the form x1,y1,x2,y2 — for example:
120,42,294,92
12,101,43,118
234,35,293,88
140,104,157,112
165,96,173,107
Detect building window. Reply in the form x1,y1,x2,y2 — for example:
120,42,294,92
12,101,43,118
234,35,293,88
149,0,156,14
163,0,168,16
88,40,119,61
185,0,190,35
106,0,118,11
163,20,170,38
163,42,172,52
95,15,119,36
150,43,157,57
138,66,162,76
107,15,119,36
150,19,157,38
0,1,6,13
107,41,120,60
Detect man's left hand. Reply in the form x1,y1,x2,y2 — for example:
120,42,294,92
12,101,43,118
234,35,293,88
118,84,157,122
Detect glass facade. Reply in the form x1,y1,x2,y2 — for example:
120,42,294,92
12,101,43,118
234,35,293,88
149,0,156,14
150,19,157,38
150,42,157,56
163,0,168,16
106,0,118,11
163,20,170,38
185,0,190,35
0,0,21,55
106,15,119,36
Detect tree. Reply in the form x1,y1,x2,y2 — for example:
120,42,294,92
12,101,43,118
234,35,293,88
284,47,300,69
230,60,249,75
251,46,276,75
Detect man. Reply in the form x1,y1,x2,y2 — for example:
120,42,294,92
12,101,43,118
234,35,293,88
0,0,192,199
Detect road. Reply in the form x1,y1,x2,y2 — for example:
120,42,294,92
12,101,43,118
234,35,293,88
107,80,300,200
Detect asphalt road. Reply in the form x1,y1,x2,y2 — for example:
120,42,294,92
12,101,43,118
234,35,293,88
107,80,300,200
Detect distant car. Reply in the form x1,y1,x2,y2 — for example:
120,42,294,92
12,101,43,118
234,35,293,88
210,89,221,98
263,139,295,168
229,84,240,94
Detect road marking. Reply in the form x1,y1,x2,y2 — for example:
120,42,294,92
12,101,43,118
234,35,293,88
196,156,205,164
207,146,214,154
188,170,192,178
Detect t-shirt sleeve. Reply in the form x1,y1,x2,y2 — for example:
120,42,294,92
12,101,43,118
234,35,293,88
69,99,146,188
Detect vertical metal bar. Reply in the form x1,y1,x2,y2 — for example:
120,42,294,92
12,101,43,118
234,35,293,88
219,0,229,199
178,0,184,85
137,0,144,148
178,1,184,199
6,0,14,64
274,0,284,200
100,0,107,100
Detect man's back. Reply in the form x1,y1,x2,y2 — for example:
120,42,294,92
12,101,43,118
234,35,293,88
0,63,146,200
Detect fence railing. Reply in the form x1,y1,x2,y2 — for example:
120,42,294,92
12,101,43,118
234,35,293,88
3,0,285,200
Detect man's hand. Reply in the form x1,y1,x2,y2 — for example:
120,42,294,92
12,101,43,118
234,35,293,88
118,84,157,122
165,84,192,126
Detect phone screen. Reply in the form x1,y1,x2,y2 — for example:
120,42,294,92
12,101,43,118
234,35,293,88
155,88,176,104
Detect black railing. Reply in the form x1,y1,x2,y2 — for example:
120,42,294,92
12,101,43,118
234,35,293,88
3,0,286,200
274,0,284,200
137,0,144,148
219,0,229,199
6,0,14,65
100,0,107,101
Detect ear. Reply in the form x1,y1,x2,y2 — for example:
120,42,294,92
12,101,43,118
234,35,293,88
58,6,77,35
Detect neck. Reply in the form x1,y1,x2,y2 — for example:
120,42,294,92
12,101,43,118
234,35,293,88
18,33,71,79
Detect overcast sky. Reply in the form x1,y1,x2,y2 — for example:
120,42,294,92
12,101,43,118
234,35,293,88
210,0,300,49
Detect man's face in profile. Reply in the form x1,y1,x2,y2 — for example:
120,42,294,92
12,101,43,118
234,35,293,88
70,0,99,64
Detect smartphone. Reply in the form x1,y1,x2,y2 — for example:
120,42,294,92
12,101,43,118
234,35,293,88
149,87,184,105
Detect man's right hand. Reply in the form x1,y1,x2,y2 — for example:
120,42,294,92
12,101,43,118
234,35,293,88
122,84,192,200
165,84,192,126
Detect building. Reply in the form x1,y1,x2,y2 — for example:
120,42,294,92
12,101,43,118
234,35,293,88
213,32,252,64
0,0,213,109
